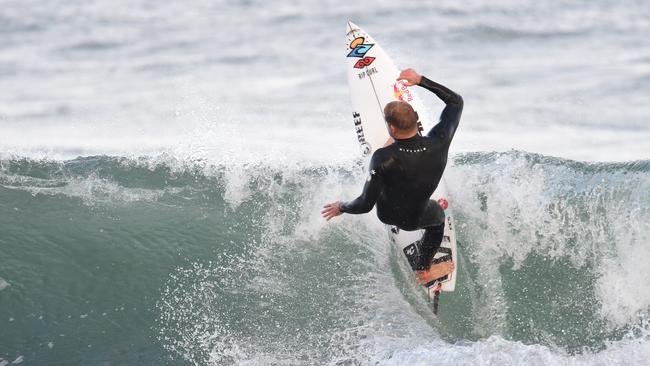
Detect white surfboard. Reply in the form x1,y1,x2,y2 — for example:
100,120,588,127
345,22,458,304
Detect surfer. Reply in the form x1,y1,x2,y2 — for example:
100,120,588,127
322,68,463,285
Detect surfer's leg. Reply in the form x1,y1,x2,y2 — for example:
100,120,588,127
412,224,444,270
414,223,455,285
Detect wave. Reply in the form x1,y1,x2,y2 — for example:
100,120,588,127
2,151,649,364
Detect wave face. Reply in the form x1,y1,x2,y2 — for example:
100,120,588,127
1,152,649,365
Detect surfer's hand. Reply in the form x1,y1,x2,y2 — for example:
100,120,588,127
321,201,343,221
398,68,422,86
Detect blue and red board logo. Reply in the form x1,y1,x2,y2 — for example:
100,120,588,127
348,37,375,69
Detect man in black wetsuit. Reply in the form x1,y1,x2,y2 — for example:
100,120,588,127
321,68,463,285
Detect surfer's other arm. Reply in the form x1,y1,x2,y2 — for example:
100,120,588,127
422,77,463,144
398,69,463,145
321,151,383,220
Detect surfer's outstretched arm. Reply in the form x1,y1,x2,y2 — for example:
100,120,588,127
321,150,384,220
321,149,384,221
339,151,384,214
418,76,463,144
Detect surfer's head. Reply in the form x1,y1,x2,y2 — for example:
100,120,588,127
384,101,418,133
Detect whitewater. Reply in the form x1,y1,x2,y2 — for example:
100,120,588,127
1,0,649,365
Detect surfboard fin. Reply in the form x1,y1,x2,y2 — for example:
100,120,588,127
430,283,443,315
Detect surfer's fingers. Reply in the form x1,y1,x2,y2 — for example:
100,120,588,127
397,79,412,86
398,68,414,77
396,76,415,86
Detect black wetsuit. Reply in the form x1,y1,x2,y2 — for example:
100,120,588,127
340,76,463,270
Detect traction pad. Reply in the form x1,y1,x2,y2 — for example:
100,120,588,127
403,242,453,288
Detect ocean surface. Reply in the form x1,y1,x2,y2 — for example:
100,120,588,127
1,0,649,365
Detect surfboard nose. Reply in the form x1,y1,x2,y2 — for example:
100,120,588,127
346,21,360,35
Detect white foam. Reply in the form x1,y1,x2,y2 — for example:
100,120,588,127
595,173,650,327
1,169,177,206
446,152,650,335
0,278,9,291
372,334,650,366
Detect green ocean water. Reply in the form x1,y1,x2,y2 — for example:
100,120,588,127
1,152,649,365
